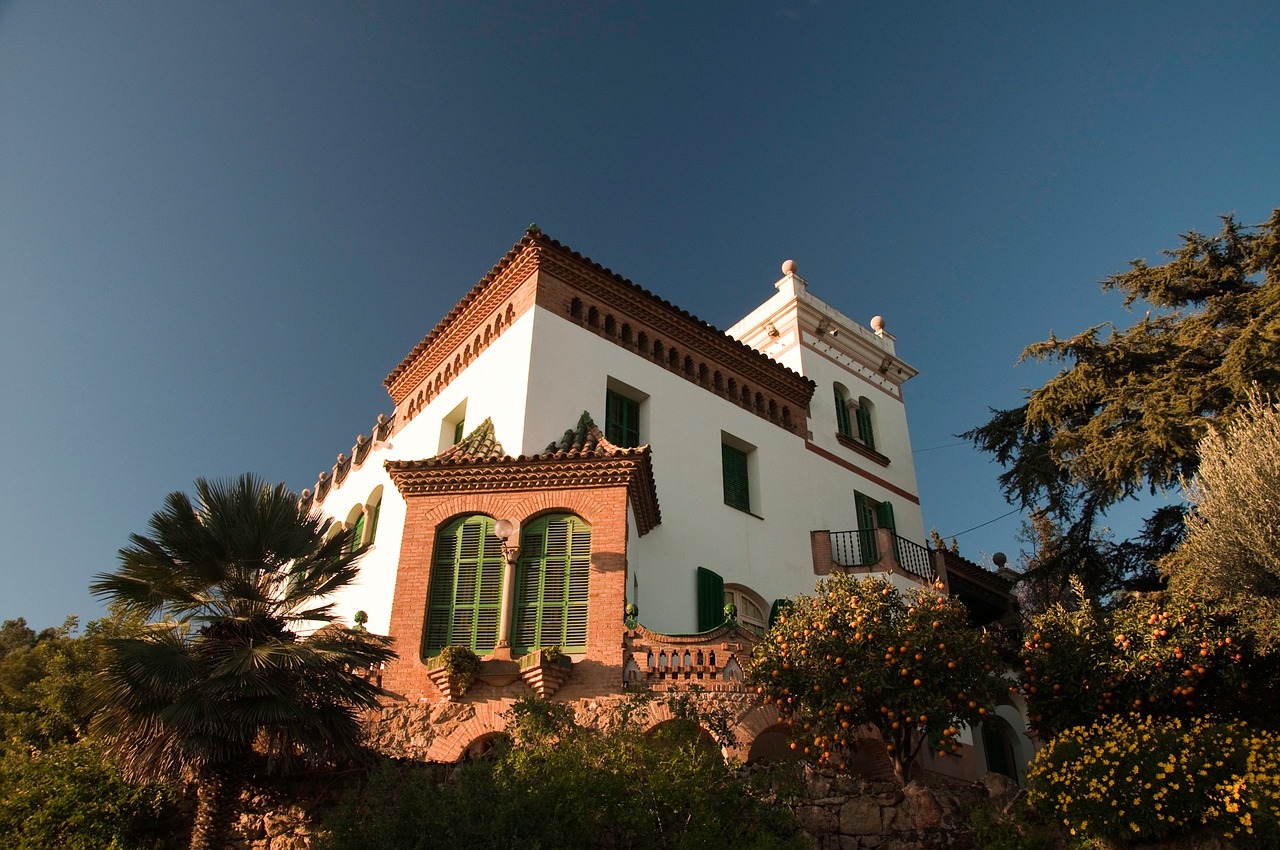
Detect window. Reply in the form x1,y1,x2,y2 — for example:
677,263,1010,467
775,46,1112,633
348,511,365,552
344,503,367,553
440,398,468,453
424,515,506,657
834,385,853,438
724,584,768,635
854,491,896,562
721,443,750,512
513,515,592,653
855,397,875,450
605,389,640,447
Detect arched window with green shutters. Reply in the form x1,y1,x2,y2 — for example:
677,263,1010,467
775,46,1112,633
423,515,506,658
834,386,853,438
513,514,592,653
855,398,876,450
347,511,365,552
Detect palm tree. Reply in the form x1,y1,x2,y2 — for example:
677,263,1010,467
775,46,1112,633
90,474,395,850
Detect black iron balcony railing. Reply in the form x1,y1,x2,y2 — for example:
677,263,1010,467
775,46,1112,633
828,528,936,584
830,528,878,567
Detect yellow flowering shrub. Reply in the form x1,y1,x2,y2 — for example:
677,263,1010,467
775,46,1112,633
1208,728,1280,846
1027,714,1252,842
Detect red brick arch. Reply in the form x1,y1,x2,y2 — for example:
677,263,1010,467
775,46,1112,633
426,700,514,763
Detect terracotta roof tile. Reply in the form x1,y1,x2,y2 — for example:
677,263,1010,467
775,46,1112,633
435,417,505,462
543,411,605,455
384,409,662,535
385,229,812,395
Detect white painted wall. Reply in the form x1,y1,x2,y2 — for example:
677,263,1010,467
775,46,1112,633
312,311,538,634
315,281,929,638
522,305,926,633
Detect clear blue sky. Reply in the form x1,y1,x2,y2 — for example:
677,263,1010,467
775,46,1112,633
2,1,1276,629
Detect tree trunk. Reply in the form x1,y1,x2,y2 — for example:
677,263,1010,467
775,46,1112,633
891,754,911,786
189,761,246,850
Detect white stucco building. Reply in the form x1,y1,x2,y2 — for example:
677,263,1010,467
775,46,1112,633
306,231,928,639
298,229,1028,781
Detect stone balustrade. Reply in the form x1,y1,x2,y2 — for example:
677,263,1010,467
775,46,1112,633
622,622,759,692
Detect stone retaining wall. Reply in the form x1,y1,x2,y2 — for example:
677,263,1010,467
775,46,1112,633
221,699,1005,849
762,763,1001,850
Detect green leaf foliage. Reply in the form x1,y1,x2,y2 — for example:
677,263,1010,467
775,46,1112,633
747,575,1006,784
0,613,145,747
89,474,396,850
318,694,806,850
965,209,1280,604
1019,583,1280,739
0,740,183,850
1164,392,1280,651
1028,715,1280,846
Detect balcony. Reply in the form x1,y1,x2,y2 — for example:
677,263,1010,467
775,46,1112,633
622,622,759,692
815,526,936,584
811,529,1018,626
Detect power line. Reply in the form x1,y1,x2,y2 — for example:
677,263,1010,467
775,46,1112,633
941,506,1023,539
914,440,969,453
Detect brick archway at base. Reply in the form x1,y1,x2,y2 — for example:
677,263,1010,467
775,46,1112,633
727,702,782,762
425,699,515,763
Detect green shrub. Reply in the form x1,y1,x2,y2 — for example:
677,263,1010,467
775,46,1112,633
318,694,806,850
1026,714,1276,844
0,740,183,850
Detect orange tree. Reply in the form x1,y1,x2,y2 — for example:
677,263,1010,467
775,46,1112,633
747,574,1005,784
1020,584,1280,739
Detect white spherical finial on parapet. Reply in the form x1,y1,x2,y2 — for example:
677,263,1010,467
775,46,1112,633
776,259,806,293
870,315,885,336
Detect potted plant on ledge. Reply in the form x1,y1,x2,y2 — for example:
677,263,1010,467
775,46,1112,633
427,645,481,700
519,646,574,697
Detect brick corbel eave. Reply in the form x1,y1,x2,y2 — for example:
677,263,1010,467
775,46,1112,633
383,231,817,414
385,448,662,536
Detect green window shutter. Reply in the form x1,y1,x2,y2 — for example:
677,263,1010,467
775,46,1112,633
856,402,875,451
875,500,897,535
876,500,900,563
367,500,380,544
453,419,465,444
834,387,852,437
768,598,786,629
605,390,640,447
696,566,725,631
854,492,878,563
423,515,505,657
721,443,750,512
513,515,592,653
348,512,365,551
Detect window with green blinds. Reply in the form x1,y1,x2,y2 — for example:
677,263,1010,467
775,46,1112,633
854,491,879,563
855,401,875,450
834,387,853,438
513,514,592,653
453,419,466,444
722,443,750,512
348,511,365,552
605,390,640,447
423,515,506,657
